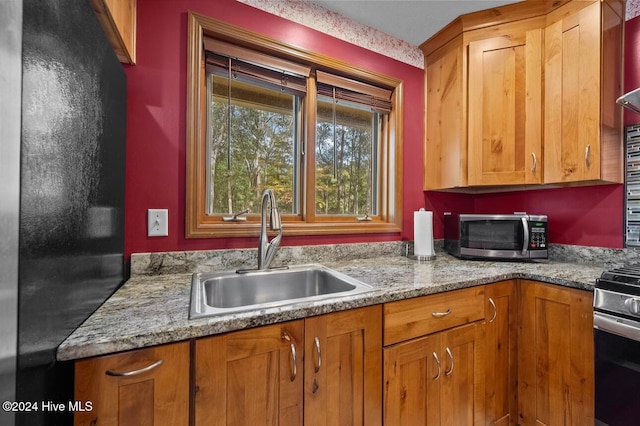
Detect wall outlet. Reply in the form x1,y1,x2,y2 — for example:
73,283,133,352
148,209,168,237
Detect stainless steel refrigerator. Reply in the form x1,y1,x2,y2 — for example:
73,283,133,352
0,0,127,424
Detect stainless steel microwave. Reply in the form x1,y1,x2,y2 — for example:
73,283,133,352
444,213,548,260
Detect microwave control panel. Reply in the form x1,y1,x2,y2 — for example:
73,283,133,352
529,221,547,250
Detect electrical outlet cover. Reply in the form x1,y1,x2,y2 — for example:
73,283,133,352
148,209,168,237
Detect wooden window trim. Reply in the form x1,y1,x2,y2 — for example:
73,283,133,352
186,11,403,238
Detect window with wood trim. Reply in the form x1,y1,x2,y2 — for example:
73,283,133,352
186,12,403,238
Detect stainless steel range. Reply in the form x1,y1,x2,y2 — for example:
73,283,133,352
593,266,640,426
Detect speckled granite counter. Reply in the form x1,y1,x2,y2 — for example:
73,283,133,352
56,252,604,361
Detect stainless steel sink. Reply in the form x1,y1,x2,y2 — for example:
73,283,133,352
189,264,373,319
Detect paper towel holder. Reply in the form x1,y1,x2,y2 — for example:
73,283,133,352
405,242,436,262
410,253,436,262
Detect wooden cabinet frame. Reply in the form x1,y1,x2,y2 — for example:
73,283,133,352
518,280,595,425
89,0,136,64
467,27,543,186
381,279,593,426
75,341,190,426
193,306,381,426
422,0,624,191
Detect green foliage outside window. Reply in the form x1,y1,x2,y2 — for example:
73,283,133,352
207,76,296,215
206,68,381,219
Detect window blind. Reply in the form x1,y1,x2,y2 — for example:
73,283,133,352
316,70,393,113
204,37,309,96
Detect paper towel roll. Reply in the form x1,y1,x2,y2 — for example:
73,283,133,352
414,208,435,256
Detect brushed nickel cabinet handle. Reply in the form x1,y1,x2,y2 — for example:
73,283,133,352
432,309,451,318
313,336,322,373
585,144,591,168
105,359,164,377
488,297,497,323
531,152,537,173
432,352,441,380
445,347,454,376
282,330,297,382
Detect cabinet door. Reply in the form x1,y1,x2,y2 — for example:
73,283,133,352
194,321,304,426
383,322,484,426
467,29,542,186
484,281,517,426
440,323,485,426
544,1,601,183
383,334,442,426
517,280,594,425
305,305,382,426
425,37,466,190
75,341,189,426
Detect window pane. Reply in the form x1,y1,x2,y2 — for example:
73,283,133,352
316,97,379,216
206,74,298,215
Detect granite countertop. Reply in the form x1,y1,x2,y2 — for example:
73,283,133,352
56,252,604,362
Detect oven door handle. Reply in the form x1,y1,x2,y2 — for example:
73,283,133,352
594,311,640,342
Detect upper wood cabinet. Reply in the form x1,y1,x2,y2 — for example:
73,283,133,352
90,0,137,64
543,0,623,184
424,36,466,189
468,27,543,186
423,16,547,190
422,0,624,190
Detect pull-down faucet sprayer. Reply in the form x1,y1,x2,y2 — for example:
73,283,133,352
257,189,282,270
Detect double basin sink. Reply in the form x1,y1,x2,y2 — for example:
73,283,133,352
190,264,374,319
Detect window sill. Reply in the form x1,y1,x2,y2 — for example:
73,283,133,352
185,220,401,238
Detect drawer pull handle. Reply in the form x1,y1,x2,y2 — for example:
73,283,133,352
432,352,441,380
445,347,454,376
432,309,451,318
488,297,497,323
313,336,322,373
282,330,297,382
105,359,164,377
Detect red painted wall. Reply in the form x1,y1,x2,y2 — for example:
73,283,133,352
125,1,634,258
472,185,624,247
124,0,425,258
425,184,625,248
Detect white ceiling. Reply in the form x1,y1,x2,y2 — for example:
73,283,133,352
312,1,521,45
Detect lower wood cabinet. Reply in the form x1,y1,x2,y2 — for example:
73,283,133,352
484,281,517,425
303,306,382,426
74,341,190,426
517,280,594,426
384,322,485,426
194,305,382,426
383,286,487,426
73,280,595,426
194,319,305,426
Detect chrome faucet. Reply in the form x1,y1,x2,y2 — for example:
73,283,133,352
257,189,282,270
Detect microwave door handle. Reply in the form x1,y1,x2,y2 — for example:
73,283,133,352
521,217,529,256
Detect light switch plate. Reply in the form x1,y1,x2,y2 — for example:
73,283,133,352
148,209,168,237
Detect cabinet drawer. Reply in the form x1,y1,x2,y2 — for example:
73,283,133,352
383,286,485,345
